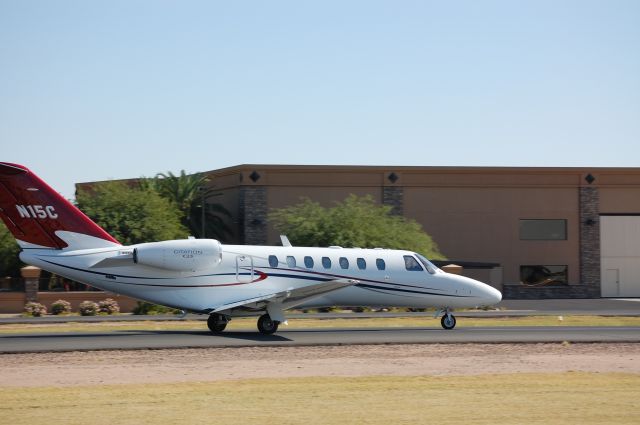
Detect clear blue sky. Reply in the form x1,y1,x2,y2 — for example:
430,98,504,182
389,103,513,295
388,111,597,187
1,0,639,199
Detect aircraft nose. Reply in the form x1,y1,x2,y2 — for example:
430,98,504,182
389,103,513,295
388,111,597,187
482,285,502,305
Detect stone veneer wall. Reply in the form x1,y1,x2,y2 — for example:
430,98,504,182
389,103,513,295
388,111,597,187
502,284,598,299
383,186,404,216
238,186,268,245
578,186,601,297
503,186,601,299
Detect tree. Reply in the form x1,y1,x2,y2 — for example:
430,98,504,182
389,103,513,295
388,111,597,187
269,194,445,259
0,223,22,277
76,181,188,245
154,170,231,240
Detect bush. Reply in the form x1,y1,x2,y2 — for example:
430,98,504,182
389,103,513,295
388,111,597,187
24,302,47,317
78,301,99,316
98,298,120,315
317,307,339,313
132,301,181,315
50,299,72,315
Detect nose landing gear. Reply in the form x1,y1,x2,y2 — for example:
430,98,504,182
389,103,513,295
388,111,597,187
440,312,457,330
436,308,457,330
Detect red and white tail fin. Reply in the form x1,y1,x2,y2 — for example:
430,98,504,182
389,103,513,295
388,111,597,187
0,162,120,250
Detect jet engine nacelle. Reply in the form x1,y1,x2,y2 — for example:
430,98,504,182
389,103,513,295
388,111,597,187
133,239,222,272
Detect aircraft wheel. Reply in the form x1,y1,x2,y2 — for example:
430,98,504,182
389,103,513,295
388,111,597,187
441,313,456,330
257,314,279,335
207,314,228,333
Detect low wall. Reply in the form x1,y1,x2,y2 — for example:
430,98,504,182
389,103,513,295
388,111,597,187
0,292,26,314
0,292,140,314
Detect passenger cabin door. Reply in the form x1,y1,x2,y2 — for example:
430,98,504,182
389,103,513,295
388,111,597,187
236,255,254,283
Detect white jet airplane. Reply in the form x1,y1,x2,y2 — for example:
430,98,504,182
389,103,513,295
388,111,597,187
0,162,501,334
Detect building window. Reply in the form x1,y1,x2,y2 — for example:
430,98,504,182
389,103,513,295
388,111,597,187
376,258,386,270
356,258,366,270
286,256,296,268
520,219,567,240
322,257,332,269
304,256,314,269
520,265,568,286
404,255,424,271
339,257,349,269
268,255,278,268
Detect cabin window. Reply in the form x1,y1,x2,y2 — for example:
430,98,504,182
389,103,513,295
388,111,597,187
268,255,279,268
304,256,314,268
322,257,332,269
286,256,296,268
357,258,366,270
404,255,424,271
339,257,349,269
376,258,386,270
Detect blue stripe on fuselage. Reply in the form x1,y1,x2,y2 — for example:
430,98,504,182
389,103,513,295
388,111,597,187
38,259,468,297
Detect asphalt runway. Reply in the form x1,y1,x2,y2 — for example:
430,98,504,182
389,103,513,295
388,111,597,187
1,326,639,353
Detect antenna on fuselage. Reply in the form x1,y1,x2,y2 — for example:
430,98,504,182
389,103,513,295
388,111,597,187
280,235,292,247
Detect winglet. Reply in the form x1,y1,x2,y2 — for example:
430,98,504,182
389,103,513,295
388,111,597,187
280,235,292,247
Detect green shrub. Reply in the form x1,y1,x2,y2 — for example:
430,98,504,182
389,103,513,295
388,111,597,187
98,298,120,315
24,302,47,317
50,299,72,315
78,301,99,316
317,307,339,313
132,301,181,315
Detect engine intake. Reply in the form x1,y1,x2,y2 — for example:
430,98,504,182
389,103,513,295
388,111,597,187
133,239,222,272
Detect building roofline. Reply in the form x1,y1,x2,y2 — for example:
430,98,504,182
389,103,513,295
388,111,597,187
208,163,640,175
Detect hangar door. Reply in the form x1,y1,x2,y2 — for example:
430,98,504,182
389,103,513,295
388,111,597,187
601,216,640,297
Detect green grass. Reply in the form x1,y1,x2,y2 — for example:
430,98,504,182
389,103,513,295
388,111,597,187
1,373,638,425
0,315,638,334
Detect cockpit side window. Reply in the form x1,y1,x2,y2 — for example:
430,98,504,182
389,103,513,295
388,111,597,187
415,253,438,275
404,255,424,271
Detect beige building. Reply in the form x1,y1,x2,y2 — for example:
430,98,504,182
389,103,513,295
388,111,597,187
203,165,640,299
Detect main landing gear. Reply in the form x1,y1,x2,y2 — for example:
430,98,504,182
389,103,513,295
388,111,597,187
257,313,280,335
438,308,457,330
206,313,281,335
207,313,228,333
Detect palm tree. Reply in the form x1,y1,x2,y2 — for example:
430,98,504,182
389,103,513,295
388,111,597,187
154,170,232,240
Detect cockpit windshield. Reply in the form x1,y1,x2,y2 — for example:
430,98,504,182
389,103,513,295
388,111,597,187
415,253,439,275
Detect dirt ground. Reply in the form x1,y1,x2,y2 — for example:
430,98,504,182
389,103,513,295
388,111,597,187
1,343,638,387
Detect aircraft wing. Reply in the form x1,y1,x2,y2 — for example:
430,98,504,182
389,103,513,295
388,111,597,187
209,278,358,314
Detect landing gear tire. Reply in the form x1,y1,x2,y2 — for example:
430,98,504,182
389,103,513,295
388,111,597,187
257,314,280,335
441,313,456,330
207,314,228,333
